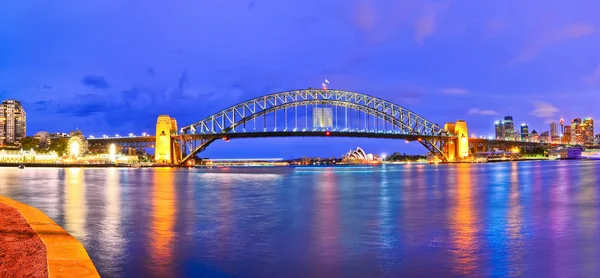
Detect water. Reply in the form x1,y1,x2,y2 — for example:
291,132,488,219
1,161,599,277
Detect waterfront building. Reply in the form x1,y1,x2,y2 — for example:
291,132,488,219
520,123,529,141
494,121,504,140
549,148,582,159
343,147,375,162
0,100,26,145
571,118,582,145
581,118,594,144
503,116,515,140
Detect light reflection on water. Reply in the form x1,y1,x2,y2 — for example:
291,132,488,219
0,162,600,277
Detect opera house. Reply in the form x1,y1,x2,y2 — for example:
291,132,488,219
343,147,375,162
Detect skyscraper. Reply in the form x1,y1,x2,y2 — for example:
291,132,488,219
550,122,559,143
503,116,514,140
571,118,582,145
563,126,572,144
581,118,594,144
520,123,529,141
0,100,26,145
494,121,504,140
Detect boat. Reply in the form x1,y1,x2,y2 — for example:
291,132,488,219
18,164,25,169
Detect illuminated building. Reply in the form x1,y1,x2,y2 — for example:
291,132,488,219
563,126,572,144
494,121,504,140
531,130,539,142
520,124,529,141
571,118,582,145
581,118,594,144
0,100,26,145
502,116,514,140
343,147,374,161
312,107,333,129
595,134,600,145
550,122,559,143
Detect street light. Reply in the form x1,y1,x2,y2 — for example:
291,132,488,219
115,134,120,137
129,133,134,137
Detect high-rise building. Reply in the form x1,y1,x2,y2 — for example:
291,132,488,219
494,121,504,140
581,118,594,144
563,126,572,144
503,116,514,140
550,122,560,143
520,123,529,141
0,100,26,145
571,118,582,145
550,122,558,137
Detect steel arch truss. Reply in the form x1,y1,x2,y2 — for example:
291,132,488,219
180,89,450,162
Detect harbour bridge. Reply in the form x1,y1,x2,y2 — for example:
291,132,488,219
88,89,550,165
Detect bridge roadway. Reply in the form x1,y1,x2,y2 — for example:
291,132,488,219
88,131,456,148
88,132,557,153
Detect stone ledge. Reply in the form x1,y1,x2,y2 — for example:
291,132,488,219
0,196,100,278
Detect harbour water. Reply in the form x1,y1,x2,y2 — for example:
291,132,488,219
1,161,600,277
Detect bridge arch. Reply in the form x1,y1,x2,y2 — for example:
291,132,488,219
180,89,451,163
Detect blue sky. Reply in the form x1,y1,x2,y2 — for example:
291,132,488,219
1,0,600,158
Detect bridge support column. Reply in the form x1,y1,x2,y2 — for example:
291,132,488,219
155,115,181,164
444,122,456,162
455,120,469,160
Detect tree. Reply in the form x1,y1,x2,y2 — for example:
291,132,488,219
48,137,69,156
20,137,40,151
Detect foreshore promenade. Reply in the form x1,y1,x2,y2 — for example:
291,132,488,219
0,196,99,277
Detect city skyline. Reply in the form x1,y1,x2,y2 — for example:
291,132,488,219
2,1,600,157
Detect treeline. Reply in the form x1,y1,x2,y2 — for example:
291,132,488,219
386,152,426,162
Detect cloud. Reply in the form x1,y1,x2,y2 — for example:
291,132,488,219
81,74,109,89
584,64,600,85
468,108,498,116
354,0,376,31
514,23,595,63
439,88,469,95
530,101,559,118
248,1,256,10
414,1,451,46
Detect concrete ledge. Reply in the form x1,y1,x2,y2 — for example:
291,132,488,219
0,196,100,278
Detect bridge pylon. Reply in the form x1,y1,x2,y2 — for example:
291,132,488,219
155,115,181,164
443,120,469,162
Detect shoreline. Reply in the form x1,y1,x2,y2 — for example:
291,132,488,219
0,196,100,277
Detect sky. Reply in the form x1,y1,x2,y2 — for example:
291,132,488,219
1,0,600,158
